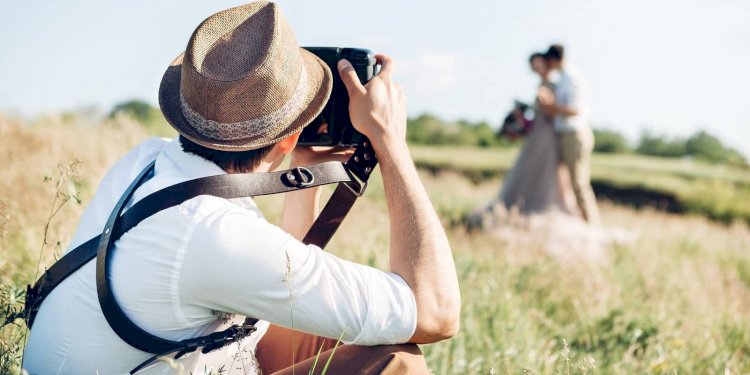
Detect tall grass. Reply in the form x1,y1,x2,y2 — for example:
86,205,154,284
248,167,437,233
0,114,149,374
1,114,750,374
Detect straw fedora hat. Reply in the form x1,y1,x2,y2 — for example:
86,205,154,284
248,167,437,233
159,1,332,151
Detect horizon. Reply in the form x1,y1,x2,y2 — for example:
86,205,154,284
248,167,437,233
1,0,749,157
4,101,745,160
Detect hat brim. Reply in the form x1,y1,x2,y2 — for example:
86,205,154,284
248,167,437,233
158,48,333,151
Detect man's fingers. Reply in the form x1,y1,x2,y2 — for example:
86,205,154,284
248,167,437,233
337,59,366,96
309,146,355,156
375,54,394,80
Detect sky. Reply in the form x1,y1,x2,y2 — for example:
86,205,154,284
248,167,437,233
1,0,749,156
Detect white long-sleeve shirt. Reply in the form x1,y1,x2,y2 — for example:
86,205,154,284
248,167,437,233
553,68,590,132
23,137,417,375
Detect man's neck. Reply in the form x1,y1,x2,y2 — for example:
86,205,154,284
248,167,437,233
225,163,273,174
224,156,282,174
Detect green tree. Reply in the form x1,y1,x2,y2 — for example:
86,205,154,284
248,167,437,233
593,128,630,154
407,114,508,147
635,132,687,157
473,122,499,148
109,100,154,122
109,99,175,137
634,129,747,166
407,114,449,144
686,131,729,163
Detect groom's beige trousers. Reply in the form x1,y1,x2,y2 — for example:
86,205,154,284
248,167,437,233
558,127,600,222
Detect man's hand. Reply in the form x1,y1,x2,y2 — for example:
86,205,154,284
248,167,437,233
280,146,353,241
337,55,407,154
290,146,353,168
337,54,461,344
537,85,559,117
537,85,556,107
537,86,578,117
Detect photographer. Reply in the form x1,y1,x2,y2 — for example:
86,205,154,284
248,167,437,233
22,2,459,374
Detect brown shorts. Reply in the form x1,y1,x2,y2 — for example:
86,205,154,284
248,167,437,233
256,324,429,375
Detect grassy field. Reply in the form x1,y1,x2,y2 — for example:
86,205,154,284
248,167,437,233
411,145,750,225
1,115,750,374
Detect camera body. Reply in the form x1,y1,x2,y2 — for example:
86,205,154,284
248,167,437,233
299,47,378,147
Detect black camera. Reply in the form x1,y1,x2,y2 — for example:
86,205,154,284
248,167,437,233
299,47,379,147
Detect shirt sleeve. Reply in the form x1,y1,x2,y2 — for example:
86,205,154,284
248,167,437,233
178,203,417,346
563,74,586,111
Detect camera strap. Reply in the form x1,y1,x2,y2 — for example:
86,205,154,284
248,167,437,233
304,141,378,247
23,142,378,373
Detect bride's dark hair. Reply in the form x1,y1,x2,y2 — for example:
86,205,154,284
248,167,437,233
528,52,545,64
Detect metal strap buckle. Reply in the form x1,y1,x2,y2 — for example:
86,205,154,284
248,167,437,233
284,167,315,188
343,171,367,197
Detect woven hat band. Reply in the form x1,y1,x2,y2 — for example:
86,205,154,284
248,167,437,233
179,65,309,141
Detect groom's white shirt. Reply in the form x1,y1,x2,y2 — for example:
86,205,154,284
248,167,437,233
553,68,590,133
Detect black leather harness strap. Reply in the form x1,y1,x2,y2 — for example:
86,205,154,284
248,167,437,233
24,236,100,326
303,141,378,247
24,142,378,373
97,160,360,372
25,160,355,328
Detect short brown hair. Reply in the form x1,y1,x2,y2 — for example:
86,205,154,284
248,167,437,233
179,135,274,173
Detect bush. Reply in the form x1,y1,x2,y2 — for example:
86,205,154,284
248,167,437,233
635,131,687,158
593,128,631,154
636,130,747,166
461,120,498,148
407,114,510,148
406,114,455,145
685,131,746,165
109,100,155,122
109,100,175,137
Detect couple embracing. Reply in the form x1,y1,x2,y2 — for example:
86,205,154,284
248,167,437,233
499,45,600,223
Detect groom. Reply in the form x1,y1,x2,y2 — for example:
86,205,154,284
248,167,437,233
538,44,600,223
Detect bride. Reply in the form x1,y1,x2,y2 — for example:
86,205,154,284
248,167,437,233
497,52,571,214
466,53,576,229
469,52,573,229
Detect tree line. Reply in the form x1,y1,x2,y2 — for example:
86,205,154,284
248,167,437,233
110,100,747,167
405,113,747,166
588,129,745,166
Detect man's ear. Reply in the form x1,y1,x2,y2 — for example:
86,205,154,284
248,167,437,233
276,130,301,155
